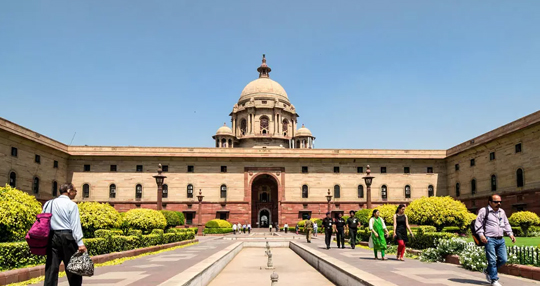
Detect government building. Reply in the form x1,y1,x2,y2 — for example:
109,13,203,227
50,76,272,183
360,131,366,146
1,56,539,228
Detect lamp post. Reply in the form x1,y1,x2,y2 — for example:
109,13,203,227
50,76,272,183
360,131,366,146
325,189,332,213
362,165,374,209
153,164,167,210
197,189,204,235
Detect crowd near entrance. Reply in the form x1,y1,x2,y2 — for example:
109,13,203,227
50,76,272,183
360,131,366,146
251,174,279,228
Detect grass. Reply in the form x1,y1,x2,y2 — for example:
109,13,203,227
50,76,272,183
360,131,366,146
464,236,540,247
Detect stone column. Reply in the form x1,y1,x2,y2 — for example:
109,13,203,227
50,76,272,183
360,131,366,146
232,116,236,136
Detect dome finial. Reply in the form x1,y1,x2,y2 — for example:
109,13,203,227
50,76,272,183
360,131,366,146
257,54,271,78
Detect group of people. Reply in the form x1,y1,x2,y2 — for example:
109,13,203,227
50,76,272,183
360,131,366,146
232,223,251,234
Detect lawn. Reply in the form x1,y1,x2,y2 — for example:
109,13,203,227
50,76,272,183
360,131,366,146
464,236,540,247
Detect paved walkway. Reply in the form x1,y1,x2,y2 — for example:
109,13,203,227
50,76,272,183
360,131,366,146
29,237,234,286
295,234,540,286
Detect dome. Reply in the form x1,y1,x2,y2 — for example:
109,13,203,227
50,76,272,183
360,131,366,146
296,124,313,137
239,78,289,102
216,123,233,136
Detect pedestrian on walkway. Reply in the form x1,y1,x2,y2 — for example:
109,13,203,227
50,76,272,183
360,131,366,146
346,210,360,249
305,217,313,243
44,183,86,286
335,213,346,249
237,223,242,234
247,223,251,234
269,223,272,232
322,212,334,249
232,223,237,235
369,209,388,260
295,224,299,235
393,205,414,261
284,223,288,233
475,194,515,286
242,224,246,234
313,221,318,237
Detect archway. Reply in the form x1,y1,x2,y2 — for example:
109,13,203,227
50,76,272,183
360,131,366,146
251,174,279,228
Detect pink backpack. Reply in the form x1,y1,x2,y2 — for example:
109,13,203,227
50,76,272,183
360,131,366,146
26,200,54,255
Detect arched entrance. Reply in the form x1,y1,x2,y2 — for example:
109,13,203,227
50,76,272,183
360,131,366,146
251,174,279,228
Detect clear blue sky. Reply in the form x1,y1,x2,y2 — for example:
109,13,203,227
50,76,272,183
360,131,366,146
1,1,539,149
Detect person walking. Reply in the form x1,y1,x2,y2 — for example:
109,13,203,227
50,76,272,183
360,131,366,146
269,223,272,232
232,223,237,235
305,217,313,243
369,209,388,260
237,223,242,234
313,221,318,237
295,224,299,235
242,224,246,234
335,213,346,249
346,210,360,249
393,205,414,261
44,183,86,286
476,194,515,286
322,212,334,249
284,223,288,233
247,223,251,234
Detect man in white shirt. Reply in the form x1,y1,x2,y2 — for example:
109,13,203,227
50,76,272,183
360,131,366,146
44,183,86,286
232,223,237,234
247,224,251,234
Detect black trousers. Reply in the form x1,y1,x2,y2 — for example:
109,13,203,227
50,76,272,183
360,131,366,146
336,228,345,248
324,230,332,248
349,228,358,249
45,231,82,286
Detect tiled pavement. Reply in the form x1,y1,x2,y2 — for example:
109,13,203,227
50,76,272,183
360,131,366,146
29,237,234,286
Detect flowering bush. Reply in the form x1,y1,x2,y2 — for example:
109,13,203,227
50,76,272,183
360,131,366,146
507,245,539,266
459,243,488,271
0,185,42,242
509,211,540,237
420,248,442,262
79,202,122,238
405,196,471,231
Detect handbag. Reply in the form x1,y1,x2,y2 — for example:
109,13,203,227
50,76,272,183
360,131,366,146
67,252,94,276
25,200,55,255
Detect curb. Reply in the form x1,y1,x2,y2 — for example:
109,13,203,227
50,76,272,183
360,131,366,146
0,239,198,286
444,254,540,281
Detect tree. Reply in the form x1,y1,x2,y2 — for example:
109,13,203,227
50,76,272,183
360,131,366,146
405,196,470,231
78,202,121,238
509,211,540,237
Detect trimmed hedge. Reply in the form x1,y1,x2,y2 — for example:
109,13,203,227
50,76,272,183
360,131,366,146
0,241,45,271
175,212,185,226
160,210,182,228
205,219,232,228
409,232,457,250
354,209,372,226
79,202,121,238
204,228,233,234
416,226,437,235
0,185,42,242
124,209,167,233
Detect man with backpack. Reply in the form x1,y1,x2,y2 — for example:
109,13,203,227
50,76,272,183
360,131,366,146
474,194,515,286
44,183,86,286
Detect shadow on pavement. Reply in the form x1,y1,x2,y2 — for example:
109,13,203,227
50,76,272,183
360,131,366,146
448,278,485,285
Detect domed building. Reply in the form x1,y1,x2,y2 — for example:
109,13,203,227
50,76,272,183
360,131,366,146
213,55,315,149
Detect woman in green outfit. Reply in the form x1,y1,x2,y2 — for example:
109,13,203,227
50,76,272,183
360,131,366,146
369,209,389,260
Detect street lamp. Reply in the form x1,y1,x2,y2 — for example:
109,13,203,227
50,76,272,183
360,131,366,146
153,164,167,210
362,165,374,209
197,189,204,235
325,189,332,213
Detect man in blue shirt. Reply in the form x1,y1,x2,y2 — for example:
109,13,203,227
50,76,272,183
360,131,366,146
44,183,86,286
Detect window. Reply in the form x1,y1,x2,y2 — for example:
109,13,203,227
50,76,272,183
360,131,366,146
381,167,387,173
84,165,91,172
162,165,169,172
470,159,475,167
35,155,41,164
109,184,116,198
428,185,434,197
282,119,289,135
381,185,388,199
260,116,269,134
427,167,433,173
33,177,40,194
83,184,90,198
455,164,459,171
334,185,340,198
110,165,117,172
515,143,522,153
262,100,267,104
358,185,364,198
357,167,363,173
187,184,194,198
162,184,168,198
302,185,308,198
186,213,194,225
52,181,58,197
404,167,410,174
405,185,411,198
456,183,460,197
517,169,524,187
491,175,497,191
220,185,227,198
333,166,340,173
187,165,194,173
221,166,227,173
240,119,247,135
53,160,58,168
135,184,143,199
9,172,16,188
302,166,308,173
471,179,477,195
136,165,143,172
11,147,17,157
490,152,496,161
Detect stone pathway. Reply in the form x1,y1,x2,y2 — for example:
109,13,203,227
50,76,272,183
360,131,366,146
29,237,234,286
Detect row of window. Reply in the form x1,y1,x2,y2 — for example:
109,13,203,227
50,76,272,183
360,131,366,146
107,183,228,199
301,184,434,199
455,143,522,171
303,166,434,174
82,165,233,173
10,147,59,168
455,169,525,197
8,172,59,196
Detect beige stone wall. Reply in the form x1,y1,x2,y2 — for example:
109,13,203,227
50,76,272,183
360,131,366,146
0,129,69,201
446,122,540,199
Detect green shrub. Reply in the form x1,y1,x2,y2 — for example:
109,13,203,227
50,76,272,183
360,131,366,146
409,232,457,250
205,219,232,228
160,210,181,228
94,229,112,239
78,202,121,238
416,225,437,235
441,226,461,234
124,209,167,233
186,229,196,239
511,227,524,237
355,209,372,226
83,237,109,256
374,204,398,225
175,212,185,225
509,211,540,236
405,196,470,231
127,229,143,237
140,234,162,247
0,185,42,242
151,229,164,235
204,228,233,234
110,235,140,252
0,241,45,271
